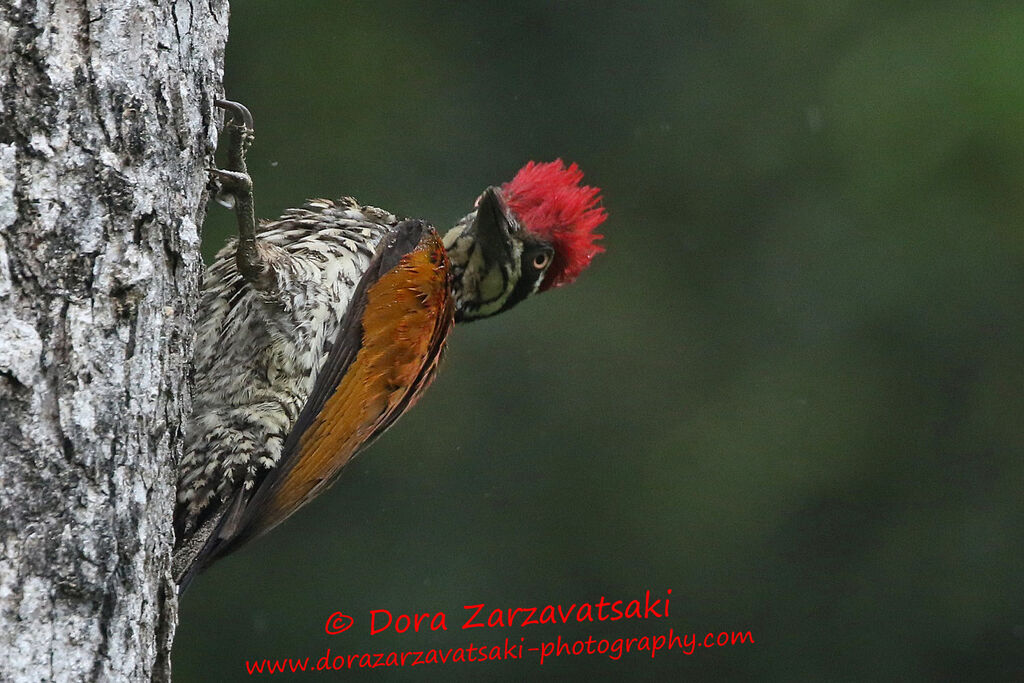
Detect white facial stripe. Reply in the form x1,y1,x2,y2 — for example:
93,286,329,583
531,268,548,294
466,239,522,317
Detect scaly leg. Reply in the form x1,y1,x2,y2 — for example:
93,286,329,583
211,99,274,290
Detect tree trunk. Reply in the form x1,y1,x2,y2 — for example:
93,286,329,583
0,1,227,680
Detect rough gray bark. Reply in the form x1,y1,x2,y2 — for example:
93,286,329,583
0,1,227,680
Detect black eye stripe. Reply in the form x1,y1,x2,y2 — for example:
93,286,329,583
494,252,546,315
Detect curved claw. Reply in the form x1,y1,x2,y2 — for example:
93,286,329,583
208,168,252,192
215,99,254,130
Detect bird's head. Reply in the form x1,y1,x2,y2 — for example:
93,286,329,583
443,159,606,322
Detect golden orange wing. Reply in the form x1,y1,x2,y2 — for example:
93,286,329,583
188,220,454,573
255,225,454,537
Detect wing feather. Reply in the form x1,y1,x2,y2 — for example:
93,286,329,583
179,220,453,587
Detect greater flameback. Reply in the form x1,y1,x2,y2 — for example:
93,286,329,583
173,101,607,590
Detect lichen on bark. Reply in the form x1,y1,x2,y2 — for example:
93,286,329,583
0,1,228,680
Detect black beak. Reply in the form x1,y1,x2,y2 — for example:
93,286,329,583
470,186,516,267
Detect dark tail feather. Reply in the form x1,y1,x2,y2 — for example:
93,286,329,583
173,492,245,594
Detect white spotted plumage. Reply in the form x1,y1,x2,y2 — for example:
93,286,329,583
176,198,395,535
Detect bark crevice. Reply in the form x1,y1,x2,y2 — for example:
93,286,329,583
0,1,228,680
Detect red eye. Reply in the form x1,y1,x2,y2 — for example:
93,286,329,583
532,252,551,270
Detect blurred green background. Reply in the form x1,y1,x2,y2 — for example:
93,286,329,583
175,1,1024,680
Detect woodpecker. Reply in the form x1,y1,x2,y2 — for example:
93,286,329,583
173,101,606,590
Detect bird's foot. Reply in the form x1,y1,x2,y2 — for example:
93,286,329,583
211,99,271,289
211,99,255,209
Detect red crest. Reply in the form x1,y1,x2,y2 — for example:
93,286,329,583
502,160,606,290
